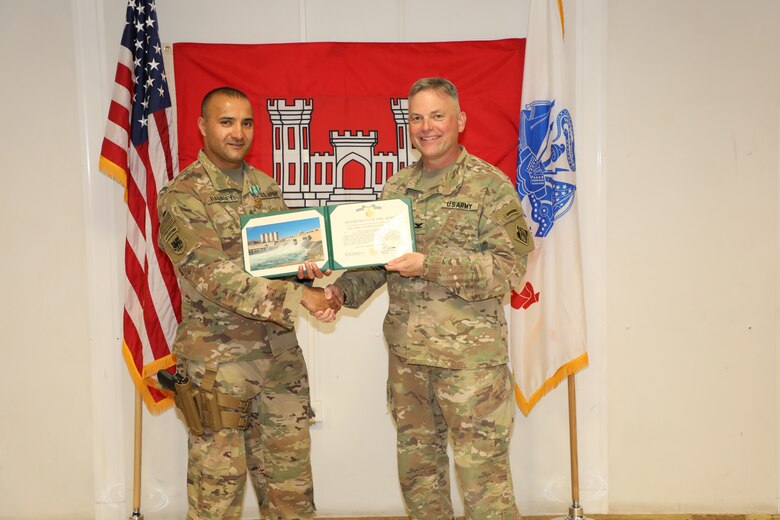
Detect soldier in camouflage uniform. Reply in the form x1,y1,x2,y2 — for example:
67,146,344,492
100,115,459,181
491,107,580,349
158,87,333,520
321,78,534,519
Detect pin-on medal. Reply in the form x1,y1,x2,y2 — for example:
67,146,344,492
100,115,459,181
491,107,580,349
250,184,263,209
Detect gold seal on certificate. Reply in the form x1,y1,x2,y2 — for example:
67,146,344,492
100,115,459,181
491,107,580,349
240,197,416,278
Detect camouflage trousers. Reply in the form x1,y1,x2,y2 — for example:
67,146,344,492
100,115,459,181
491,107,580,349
388,354,520,520
180,346,315,520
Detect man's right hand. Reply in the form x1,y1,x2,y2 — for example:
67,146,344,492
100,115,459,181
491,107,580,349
301,286,341,319
312,284,344,323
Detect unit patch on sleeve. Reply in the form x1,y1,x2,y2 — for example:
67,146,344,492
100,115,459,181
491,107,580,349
159,211,187,261
492,201,535,257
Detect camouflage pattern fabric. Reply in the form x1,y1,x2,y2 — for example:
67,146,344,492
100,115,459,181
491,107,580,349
158,150,303,364
388,354,520,519
158,151,314,519
335,148,532,518
335,147,534,369
180,346,314,520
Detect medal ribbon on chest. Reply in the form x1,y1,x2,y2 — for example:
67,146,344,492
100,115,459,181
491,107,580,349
249,184,263,209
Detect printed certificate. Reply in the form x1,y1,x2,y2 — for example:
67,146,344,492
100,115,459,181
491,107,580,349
240,197,415,278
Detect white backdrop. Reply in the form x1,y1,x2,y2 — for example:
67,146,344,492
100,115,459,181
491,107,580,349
1,0,778,519
84,1,607,518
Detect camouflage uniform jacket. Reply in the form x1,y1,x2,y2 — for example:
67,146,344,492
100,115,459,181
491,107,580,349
335,148,534,369
157,150,303,363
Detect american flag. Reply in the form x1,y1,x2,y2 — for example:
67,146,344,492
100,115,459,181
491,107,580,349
99,0,181,413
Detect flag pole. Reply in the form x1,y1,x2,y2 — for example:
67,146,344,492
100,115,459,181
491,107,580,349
553,374,590,520
129,390,144,520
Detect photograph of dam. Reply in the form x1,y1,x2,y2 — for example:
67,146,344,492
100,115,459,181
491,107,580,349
245,216,325,271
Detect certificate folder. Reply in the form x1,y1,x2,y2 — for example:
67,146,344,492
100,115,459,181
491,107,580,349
240,197,416,278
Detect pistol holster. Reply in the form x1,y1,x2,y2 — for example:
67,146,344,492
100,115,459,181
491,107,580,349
172,362,251,435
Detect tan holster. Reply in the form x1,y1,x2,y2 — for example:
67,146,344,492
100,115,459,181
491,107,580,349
174,362,251,435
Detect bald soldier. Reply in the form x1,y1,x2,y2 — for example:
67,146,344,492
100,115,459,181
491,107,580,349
319,78,534,519
158,87,335,520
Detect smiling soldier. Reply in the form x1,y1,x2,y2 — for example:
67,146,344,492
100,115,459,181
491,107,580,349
319,77,535,519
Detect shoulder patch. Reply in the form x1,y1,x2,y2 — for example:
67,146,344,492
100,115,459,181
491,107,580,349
492,201,534,257
159,211,187,260
492,203,522,226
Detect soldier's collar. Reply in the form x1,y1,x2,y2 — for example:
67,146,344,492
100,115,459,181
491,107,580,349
197,150,248,192
409,147,469,196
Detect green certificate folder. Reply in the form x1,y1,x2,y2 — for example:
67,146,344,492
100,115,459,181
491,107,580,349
240,197,416,278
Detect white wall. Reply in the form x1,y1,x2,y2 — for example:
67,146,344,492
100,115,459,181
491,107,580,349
0,0,777,519
606,0,780,513
0,1,95,519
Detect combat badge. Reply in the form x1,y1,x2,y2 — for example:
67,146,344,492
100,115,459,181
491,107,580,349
159,211,187,261
493,201,535,257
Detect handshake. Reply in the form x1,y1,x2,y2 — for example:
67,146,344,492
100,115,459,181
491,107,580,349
295,252,425,323
296,262,343,323
300,284,344,323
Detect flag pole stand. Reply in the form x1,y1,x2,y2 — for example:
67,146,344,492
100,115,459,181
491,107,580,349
129,390,144,520
553,374,590,520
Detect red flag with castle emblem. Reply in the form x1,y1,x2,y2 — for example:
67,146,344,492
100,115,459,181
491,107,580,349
171,40,525,206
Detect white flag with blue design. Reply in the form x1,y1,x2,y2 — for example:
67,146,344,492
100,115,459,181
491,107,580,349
510,0,588,415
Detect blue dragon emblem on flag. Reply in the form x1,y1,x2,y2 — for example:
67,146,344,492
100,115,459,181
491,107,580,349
516,99,576,237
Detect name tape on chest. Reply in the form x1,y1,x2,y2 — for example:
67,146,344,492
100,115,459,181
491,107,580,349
442,200,479,211
207,193,241,204
255,189,281,200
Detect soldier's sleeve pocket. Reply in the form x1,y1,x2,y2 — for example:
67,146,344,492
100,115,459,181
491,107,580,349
159,210,190,263
491,201,534,258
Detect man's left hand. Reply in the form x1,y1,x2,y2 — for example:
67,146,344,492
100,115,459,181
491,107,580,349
297,262,331,280
385,252,425,277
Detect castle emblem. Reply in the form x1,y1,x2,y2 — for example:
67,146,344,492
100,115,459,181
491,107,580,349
266,98,419,208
